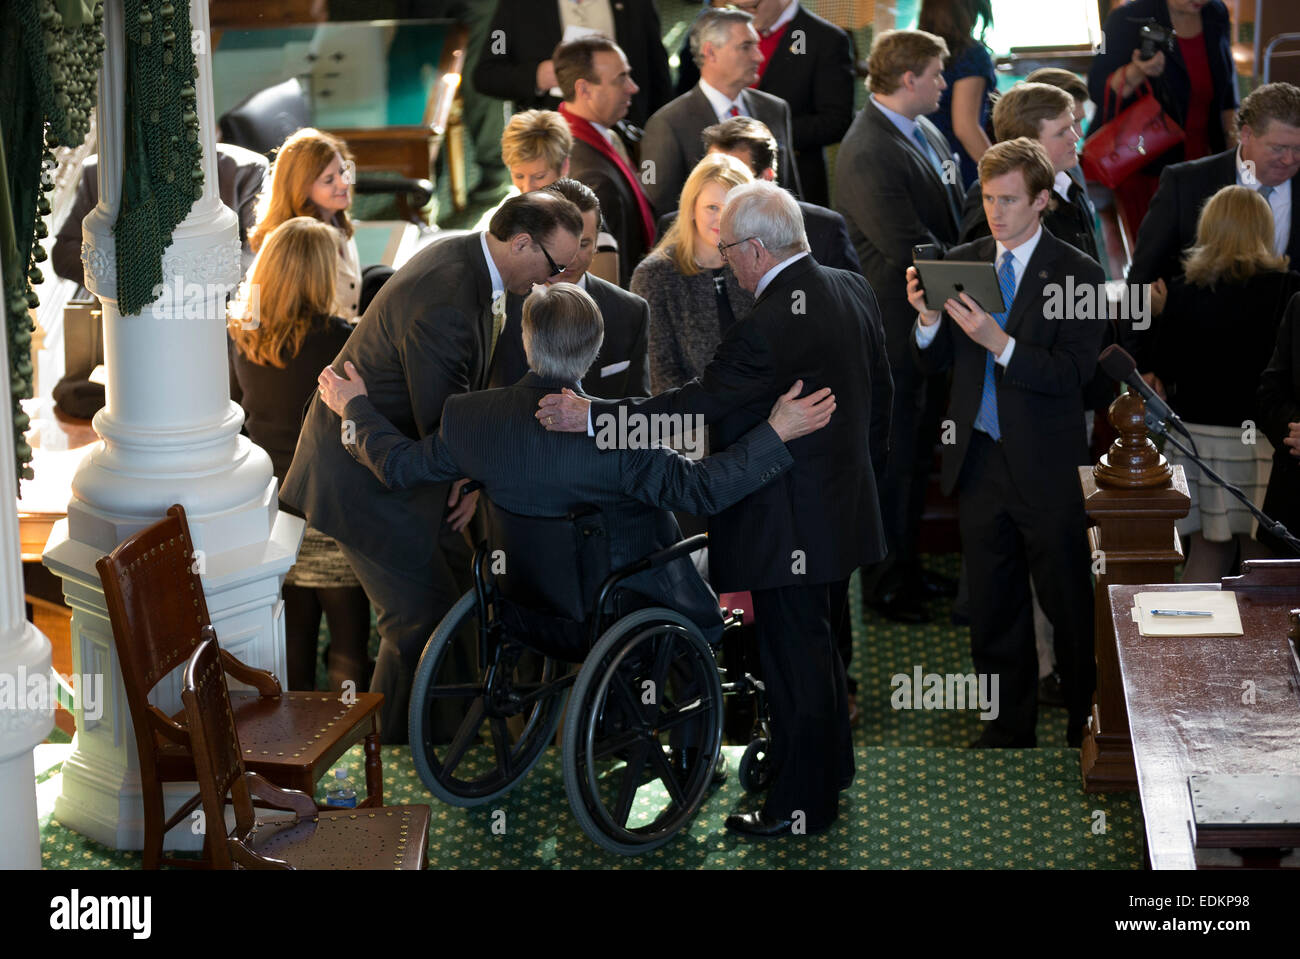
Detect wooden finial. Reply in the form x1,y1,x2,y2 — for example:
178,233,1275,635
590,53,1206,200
1093,391,1173,488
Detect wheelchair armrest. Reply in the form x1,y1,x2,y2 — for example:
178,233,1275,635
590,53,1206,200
592,533,708,627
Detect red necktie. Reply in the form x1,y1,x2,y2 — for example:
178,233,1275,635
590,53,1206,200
728,105,740,117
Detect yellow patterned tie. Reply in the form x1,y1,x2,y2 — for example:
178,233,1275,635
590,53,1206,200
489,290,506,360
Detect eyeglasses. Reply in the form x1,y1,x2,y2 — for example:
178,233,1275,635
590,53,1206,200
717,235,760,262
531,234,568,277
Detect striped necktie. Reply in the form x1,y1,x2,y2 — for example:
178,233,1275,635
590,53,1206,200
972,251,1017,441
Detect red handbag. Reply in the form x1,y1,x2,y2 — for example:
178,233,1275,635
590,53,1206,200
1081,79,1185,189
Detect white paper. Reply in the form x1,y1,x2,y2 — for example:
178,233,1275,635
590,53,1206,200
600,360,630,378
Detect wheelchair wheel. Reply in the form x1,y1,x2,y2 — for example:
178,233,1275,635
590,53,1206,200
409,590,567,807
562,608,723,855
738,738,772,793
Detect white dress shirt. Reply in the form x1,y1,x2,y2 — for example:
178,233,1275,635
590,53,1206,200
755,252,808,299
1237,146,1291,256
914,224,1044,367
699,78,747,122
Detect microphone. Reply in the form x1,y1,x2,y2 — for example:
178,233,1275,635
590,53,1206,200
1097,344,1185,435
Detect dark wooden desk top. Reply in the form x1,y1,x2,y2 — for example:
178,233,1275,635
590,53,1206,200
1111,569,1300,869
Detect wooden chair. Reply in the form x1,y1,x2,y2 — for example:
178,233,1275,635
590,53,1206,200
96,504,385,868
183,636,428,869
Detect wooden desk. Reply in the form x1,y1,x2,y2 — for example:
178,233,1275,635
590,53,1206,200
1112,564,1300,869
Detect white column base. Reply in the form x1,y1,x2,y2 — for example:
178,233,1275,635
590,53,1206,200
0,622,55,869
44,493,303,851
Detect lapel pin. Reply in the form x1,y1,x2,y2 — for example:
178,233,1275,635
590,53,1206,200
1038,270,1048,279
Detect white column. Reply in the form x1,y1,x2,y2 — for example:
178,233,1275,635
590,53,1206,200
0,277,55,870
43,0,304,851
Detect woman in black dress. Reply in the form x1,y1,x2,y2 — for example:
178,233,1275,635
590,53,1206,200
229,217,371,691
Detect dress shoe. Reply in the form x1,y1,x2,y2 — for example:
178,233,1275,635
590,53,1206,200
867,588,931,624
1038,671,1066,708
969,728,1036,748
919,568,958,598
725,810,832,837
712,750,728,785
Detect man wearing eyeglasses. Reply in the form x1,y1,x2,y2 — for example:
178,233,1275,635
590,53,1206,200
282,190,584,742
538,181,892,837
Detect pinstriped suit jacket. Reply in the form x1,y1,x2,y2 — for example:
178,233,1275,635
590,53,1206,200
342,372,793,630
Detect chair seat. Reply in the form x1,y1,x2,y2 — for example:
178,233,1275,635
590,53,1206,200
248,805,430,870
160,691,384,793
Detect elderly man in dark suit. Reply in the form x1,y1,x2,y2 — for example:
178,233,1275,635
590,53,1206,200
281,191,583,742
471,0,671,129
655,117,860,274
317,282,832,645
673,0,854,208
834,28,964,624
641,7,800,216
491,178,651,398
539,180,893,836
556,35,657,288
908,138,1105,749
1127,82,1300,375
54,143,267,285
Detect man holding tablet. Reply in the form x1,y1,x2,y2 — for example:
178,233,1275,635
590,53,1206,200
906,137,1106,749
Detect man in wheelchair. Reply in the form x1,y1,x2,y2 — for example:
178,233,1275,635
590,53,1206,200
316,282,833,808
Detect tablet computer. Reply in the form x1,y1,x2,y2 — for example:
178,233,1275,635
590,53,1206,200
914,259,1006,314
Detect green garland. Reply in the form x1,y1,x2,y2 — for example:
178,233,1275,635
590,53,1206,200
115,0,204,316
1,0,104,489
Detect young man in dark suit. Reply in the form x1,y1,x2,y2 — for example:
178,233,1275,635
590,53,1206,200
471,0,671,129
556,35,658,288
539,181,893,835
490,178,651,399
908,138,1105,748
654,117,860,273
675,1,853,208
1127,82,1300,375
281,191,583,742
641,7,800,216
835,28,964,623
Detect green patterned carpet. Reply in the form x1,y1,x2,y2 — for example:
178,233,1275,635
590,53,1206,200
34,556,1144,869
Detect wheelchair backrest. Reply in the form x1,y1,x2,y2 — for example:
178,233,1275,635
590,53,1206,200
482,499,611,624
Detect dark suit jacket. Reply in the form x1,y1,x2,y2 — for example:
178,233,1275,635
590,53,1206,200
1257,292,1300,554
911,228,1107,510
54,143,267,286
594,255,893,591
488,274,651,398
342,372,793,631
471,0,672,129
655,200,861,274
1086,0,1237,163
641,85,801,215
281,232,498,569
568,134,648,286
835,100,963,366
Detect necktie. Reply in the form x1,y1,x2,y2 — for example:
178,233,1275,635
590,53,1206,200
607,129,632,168
1260,184,1275,201
489,291,506,360
973,251,1017,442
728,105,740,118
911,126,946,180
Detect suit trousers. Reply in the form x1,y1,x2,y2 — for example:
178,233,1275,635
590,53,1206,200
957,432,1096,744
339,524,473,744
752,579,854,830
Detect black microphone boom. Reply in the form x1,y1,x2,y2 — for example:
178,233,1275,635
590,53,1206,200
1097,344,1185,432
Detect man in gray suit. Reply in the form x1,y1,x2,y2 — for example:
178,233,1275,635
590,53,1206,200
316,282,835,638
281,191,583,742
641,7,800,216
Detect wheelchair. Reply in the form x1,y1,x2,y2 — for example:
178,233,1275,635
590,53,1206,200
407,494,771,855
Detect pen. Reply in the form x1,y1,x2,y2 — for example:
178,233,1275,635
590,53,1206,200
1150,609,1213,617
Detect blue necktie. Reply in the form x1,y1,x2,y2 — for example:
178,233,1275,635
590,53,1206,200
973,251,1017,441
912,126,946,180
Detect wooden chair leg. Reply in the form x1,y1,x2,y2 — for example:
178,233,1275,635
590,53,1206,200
364,725,383,806
141,788,165,870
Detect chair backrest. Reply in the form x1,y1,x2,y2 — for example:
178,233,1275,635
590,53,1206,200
482,499,610,624
95,504,213,765
181,637,253,870
218,77,310,158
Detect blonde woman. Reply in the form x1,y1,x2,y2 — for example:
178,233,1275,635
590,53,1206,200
249,128,363,319
229,217,371,692
1148,185,1300,580
631,153,754,392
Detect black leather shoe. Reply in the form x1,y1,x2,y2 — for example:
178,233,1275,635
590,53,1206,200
1038,672,1066,708
725,810,832,837
919,568,958,598
867,589,931,624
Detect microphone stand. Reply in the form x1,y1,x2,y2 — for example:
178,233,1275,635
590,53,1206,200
1147,418,1300,557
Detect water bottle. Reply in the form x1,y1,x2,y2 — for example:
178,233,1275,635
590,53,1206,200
324,768,357,808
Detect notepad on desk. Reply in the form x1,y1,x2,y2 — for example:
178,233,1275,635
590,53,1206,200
1131,591,1244,637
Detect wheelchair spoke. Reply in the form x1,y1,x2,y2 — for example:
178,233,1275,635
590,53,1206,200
425,683,484,699
490,717,513,777
654,699,707,734
647,635,675,720
647,742,688,808
590,727,643,763
610,672,648,729
611,738,652,827
442,697,486,776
